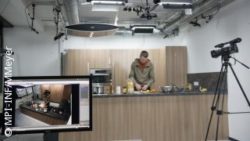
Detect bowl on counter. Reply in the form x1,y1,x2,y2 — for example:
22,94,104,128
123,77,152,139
161,86,173,93
161,85,182,93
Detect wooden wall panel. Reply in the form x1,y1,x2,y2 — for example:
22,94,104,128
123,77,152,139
64,50,111,75
166,47,187,87
63,48,169,90
49,85,64,103
62,85,72,101
59,95,228,141
40,85,70,103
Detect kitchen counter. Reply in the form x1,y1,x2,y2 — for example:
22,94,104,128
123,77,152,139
20,104,70,125
60,91,229,141
92,91,222,98
20,104,69,120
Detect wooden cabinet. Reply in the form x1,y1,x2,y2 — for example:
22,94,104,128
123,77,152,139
165,47,187,87
87,49,111,69
110,49,168,90
63,50,111,75
63,47,187,90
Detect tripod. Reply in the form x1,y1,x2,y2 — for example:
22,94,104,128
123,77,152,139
205,54,250,141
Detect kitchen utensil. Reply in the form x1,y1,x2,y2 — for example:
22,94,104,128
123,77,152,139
161,84,180,93
161,86,173,93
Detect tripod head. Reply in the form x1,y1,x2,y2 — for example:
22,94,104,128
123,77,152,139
221,54,231,63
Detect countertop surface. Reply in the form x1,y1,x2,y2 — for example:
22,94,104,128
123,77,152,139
20,104,70,120
92,91,222,98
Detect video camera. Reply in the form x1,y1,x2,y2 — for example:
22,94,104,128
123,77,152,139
211,38,241,58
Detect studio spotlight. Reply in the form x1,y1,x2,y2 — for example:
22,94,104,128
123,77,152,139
154,0,192,9
87,0,128,5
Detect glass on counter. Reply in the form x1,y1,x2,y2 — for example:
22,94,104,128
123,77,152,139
122,86,127,94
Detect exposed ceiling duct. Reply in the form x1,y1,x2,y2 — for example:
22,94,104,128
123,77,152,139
62,0,80,25
162,0,235,35
13,0,236,38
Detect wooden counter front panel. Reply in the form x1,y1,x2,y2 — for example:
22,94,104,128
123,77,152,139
59,95,228,141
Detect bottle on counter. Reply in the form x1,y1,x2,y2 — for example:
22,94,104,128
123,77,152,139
115,85,121,94
127,79,134,94
122,86,127,94
186,83,192,91
110,82,113,94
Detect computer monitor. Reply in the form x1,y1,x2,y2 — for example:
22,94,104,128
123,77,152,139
1,76,92,137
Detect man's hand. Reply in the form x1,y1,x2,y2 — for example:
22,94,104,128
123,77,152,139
142,85,148,91
135,83,142,91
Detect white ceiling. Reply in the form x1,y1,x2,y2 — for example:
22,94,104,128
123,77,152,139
78,0,182,25
0,0,28,26
0,0,194,27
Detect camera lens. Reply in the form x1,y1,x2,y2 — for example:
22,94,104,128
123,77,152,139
211,50,221,58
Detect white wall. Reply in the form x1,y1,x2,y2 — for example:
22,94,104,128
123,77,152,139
62,1,250,140
3,27,59,141
62,33,187,50
4,26,60,76
2,0,250,140
182,0,250,140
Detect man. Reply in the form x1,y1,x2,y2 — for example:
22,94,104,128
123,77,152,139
129,50,155,91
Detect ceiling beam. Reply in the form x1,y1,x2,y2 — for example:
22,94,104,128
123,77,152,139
163,0,235,33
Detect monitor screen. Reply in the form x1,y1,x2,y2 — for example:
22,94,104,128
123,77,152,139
1,76,92,136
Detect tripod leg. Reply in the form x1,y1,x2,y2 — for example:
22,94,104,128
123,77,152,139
205,64,225,141
228,63,250,107
215,65,228,141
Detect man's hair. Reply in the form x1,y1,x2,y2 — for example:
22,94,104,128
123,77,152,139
140,50,149,58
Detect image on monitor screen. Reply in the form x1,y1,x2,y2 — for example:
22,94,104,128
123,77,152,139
1,76,92,135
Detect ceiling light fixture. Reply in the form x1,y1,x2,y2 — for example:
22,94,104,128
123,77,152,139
130,25,156,30
86,0,127,5
91,5,120,11
130,25,156,35
158,2,192,6
153,0,192,9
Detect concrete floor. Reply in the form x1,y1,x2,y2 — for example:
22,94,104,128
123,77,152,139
3,134,44,141
0,109,47,141
15,109,49,127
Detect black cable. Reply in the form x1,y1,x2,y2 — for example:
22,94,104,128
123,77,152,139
31,4,35,28
25,2,34,28
24,4,39,34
